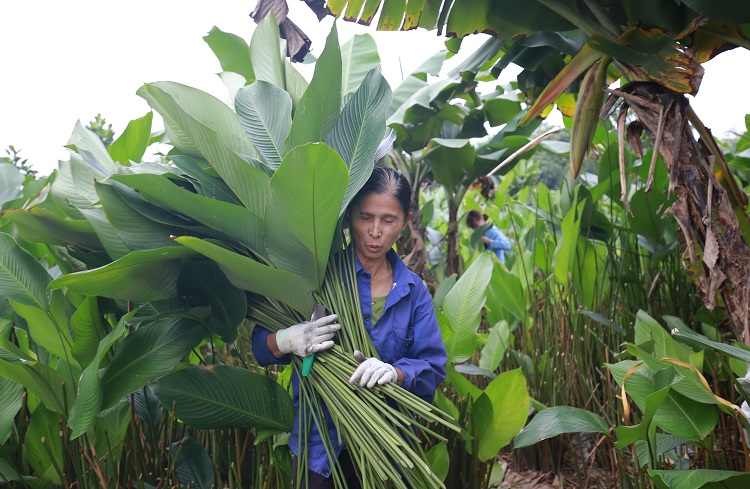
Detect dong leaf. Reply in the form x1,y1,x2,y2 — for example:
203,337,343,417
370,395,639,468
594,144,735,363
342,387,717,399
3,208,102,250
171,437,215,489
513,406,608,448
96,182,177,251
137,81,269,215
0,163,23,208
649,469,750,489
235,81,293,169
49,246,197,303
108,112,153,165
265,143,348,291
326,68,392,215
0,376,23,445
100,318,205,410
287,24,342,149
70,296,105,369
66,121,115,175
0,345,73,414
25,405,64,485
174,237,313,315
11,299,75,367
0,232,50,310
474,369,530,461
68,312,130,438
441,252,493,362
111,173,265,255
151,365,294,431
178,261,247,343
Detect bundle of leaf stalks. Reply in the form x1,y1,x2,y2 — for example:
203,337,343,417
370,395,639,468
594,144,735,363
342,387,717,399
247,249,459,488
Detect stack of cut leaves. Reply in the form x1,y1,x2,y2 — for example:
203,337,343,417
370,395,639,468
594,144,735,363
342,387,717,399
17,17,457,488
247,250,459,488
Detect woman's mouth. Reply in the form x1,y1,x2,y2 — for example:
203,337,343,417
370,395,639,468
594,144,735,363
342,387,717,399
366,244,381,253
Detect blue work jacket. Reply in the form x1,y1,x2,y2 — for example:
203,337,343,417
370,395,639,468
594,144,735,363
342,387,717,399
251,249,447,478
484,224,512,263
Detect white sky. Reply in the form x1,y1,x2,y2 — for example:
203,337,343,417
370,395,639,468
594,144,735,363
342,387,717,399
2,0,749,176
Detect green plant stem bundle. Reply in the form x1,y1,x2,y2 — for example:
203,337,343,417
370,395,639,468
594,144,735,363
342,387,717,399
247,250,458,488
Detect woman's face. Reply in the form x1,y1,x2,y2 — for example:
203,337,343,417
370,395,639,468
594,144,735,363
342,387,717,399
350,192,411,263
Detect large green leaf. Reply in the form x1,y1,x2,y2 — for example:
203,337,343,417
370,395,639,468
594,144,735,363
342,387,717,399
137,81,269,215
70,296,105,369
513,406,609,449
249,13,285,88
68,312,130,438
66,121,115,175
11,301,75,367
50,157,99,220
49,246,197,303
425,442,449,483
340,34,380,95
474,369,530,461
100,318,205,410
0,232,50,309
635,310,696,361
111,173,265,254
607,360,717,441
4,208,102,250
108,112,154,165
235,81,293,169
264,143,348,291
96,182,177,251
486,259,526,322
441,252,493,362
287,24,342,149
178,261,247,343
0,376,23,445
25,405,64,485
0,163,24,209
479,320,510,373
171,437,215,489
0,345,73,414
151,365,294,431
649,469,750,489
203,26,254,82
175,238,314,316
325,68,392,215
553,200,585,286
78,207,131,260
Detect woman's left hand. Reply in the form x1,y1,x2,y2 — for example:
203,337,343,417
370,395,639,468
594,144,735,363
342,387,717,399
481,235,491,244
349,350,399,388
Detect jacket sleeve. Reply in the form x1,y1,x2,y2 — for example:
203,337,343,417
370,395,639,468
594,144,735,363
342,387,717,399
392,282,447,403
251,326,291,367
488,226,512,251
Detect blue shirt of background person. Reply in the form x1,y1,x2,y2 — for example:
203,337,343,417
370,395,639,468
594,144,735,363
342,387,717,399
251,167,447,487
466,209,512,263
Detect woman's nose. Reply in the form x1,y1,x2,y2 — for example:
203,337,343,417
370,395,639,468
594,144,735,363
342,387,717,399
370,222,382,238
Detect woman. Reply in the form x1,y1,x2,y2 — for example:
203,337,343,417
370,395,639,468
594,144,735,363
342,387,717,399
252,167,447,488
466,209,512,264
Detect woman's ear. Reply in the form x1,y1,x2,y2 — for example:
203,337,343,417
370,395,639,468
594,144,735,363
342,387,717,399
403,212,413,231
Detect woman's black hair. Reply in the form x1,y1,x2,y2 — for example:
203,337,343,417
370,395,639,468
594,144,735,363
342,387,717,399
466,209,488,228
349,167,412,218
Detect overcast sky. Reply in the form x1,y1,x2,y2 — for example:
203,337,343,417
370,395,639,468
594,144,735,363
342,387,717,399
2,1,749,176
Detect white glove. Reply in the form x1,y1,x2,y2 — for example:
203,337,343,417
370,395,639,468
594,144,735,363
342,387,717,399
275,314,340,357
349,350,398,388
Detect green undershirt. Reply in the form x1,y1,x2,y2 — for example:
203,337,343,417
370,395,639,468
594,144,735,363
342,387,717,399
371,295,387,324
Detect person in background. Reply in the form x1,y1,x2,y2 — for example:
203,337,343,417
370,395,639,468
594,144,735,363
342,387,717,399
466,209,512,264
252,167,447,488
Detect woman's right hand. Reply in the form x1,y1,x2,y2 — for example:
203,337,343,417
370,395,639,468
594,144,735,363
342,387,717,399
273,314,340,357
